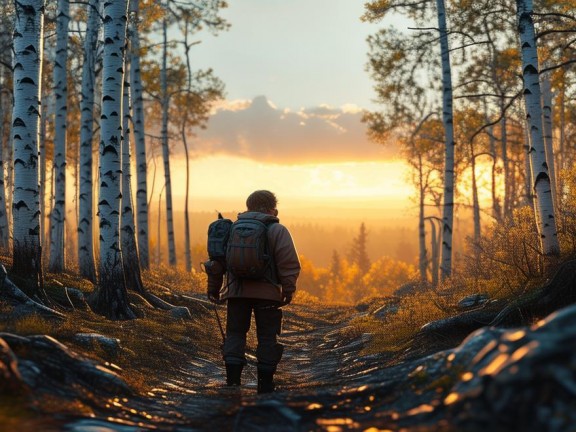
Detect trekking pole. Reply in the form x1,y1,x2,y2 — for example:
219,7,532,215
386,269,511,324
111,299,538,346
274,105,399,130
213,304,226,343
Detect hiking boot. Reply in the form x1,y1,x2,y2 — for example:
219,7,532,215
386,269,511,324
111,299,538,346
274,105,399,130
257,368,275,394
226,363,243,386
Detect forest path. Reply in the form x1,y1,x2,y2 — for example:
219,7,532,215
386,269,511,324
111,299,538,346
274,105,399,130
63,302,379,432
174,303,368,431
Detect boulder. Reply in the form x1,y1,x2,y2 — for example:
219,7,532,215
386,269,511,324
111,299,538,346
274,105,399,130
457,293,490,310
73,333,122,357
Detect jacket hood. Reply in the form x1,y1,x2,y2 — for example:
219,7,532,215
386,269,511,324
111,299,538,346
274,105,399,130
237,211,279,224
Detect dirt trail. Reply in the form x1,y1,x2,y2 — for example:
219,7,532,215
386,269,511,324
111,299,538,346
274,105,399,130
62,303,375,432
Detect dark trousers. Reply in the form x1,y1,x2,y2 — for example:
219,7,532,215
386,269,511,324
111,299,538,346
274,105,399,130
223,298,284,372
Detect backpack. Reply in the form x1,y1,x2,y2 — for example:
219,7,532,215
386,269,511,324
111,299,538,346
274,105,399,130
207,213,233,260
226,218,277,282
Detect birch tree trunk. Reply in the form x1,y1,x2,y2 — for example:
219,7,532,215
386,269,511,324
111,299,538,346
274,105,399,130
121,68,145,293
182,127,192,272
129,0,150,270
470,150,481,243
417,153,427,283
541,69,557,207
436,0,455,280
90,0,135,320
48,0,70,273
77,0,99,282
11,0,45,282
161,16,177,266
0,82,9,250
516,0,559,255
500,111,511,219
39,93,49,257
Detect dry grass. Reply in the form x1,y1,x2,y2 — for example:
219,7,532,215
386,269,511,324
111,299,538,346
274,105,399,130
0,265,223,396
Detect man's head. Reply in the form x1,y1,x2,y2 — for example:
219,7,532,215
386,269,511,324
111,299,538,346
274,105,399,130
246,190,278,215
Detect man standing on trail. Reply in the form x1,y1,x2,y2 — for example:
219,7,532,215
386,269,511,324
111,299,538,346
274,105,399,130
206,190,301,394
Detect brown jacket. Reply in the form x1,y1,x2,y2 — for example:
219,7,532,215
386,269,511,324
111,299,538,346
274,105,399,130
221,212,301,302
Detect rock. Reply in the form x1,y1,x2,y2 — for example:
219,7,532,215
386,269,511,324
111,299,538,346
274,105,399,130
169,306,192,320
0,333,131,397
0,337,26,395
394,282,419,297
442,303,576,431
64,288,89,310
74,333,121,357
372,299,400,320
457,293,489,310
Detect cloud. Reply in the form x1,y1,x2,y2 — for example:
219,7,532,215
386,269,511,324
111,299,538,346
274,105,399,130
185,96,398,164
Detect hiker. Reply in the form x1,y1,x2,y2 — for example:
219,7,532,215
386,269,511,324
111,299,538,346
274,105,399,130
205,190,301,394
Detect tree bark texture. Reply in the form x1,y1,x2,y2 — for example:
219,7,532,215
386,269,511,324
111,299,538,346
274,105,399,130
121,70,145,294
436,0,455,280
161,16,176,267
129,0,150,270
11,0,45,281
48,0,70,273
92,0,135,320
77,0,99,282
516,0,559,255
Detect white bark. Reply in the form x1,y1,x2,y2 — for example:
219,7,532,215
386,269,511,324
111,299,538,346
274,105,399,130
129,0,150,269
77,0,99,282
48,0,70,273
161,16,176,266
121,67,144,293
39,94,48,256
11,0,44,278
436,0,455,280
92,0,135,319
516,0,559,255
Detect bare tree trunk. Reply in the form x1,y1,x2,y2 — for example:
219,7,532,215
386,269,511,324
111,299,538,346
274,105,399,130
417,153,427,283
500,112,511,219
121,65,145,293
77,0,99,282
0,79,9,250
130,0,150,270
541,69,557,208
161,16,176,266
471,151,481,244
90,0,135,320
516,0,559,256
436,0,455,280
182,127,192,272
11,0,45,285
48,0,70,273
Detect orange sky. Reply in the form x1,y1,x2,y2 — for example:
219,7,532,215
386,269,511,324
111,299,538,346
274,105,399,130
163,155,416,226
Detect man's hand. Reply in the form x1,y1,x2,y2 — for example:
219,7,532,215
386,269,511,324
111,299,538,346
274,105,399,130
207,289,224,304
281,292,293,306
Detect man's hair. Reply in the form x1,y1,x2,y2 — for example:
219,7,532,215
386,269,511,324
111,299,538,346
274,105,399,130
246,190,278,213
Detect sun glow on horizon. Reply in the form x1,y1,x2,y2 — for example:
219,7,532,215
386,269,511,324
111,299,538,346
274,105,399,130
154,155,415,220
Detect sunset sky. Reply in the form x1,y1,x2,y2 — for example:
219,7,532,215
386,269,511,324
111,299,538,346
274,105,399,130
163,0,415,224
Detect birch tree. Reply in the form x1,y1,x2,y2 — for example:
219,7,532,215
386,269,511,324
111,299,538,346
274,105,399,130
0,9,11,250
11,0,45,283
0,60,10,250
90,0,135,320
129,0,150,270
435,0,456,280
77,0,100,282
160,11,176,266
364,0,456,279
48,0,70,273
121,69,145,293
516,0,559,255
